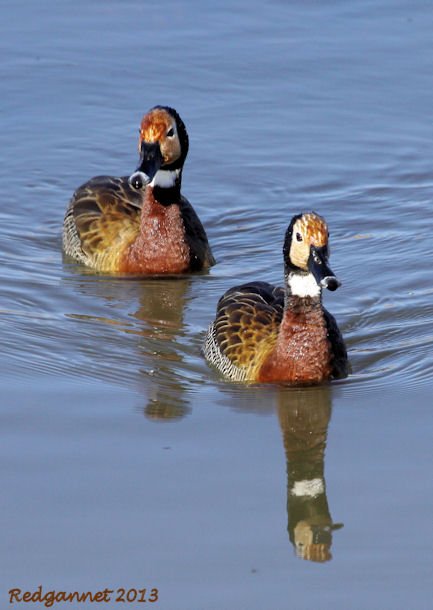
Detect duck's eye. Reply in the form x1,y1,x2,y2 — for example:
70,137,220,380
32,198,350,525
296,232,303,242
166,127,175,137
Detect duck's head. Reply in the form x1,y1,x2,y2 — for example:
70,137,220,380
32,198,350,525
129,106,189,190
283,212,340,298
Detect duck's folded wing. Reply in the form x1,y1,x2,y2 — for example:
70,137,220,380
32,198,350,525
204,282,284,379
63,176,142,265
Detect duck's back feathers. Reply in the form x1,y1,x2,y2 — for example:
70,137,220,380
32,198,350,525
63,176,142,270
203,281,284,381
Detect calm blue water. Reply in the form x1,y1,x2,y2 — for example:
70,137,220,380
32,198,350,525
1,1,433,609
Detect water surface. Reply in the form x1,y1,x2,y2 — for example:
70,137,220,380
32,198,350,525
1,1,433,609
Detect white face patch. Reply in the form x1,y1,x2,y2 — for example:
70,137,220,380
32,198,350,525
287,272,321,298
150,168,180,188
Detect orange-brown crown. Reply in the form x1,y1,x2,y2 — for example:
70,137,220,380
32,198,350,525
139,107,173,146
295,212,329,248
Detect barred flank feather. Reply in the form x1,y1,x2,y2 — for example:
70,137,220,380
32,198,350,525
202,323,248,382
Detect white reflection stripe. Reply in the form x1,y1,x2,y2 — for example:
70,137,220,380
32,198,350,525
291,478,324,497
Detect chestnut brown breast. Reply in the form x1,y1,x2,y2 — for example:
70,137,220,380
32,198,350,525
258,305,332,383
119,189,190,274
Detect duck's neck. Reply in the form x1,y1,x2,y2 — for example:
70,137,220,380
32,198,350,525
279,292,326,339
280,271,327,343
150,168,182,206
285,270,322,301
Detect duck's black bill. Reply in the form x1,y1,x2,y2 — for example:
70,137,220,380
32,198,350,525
137,142,163,179
128,142,163,189
308,246,341,291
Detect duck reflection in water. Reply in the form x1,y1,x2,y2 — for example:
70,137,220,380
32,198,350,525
277,386,343,562
64,272,193,421
128,277,194,421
